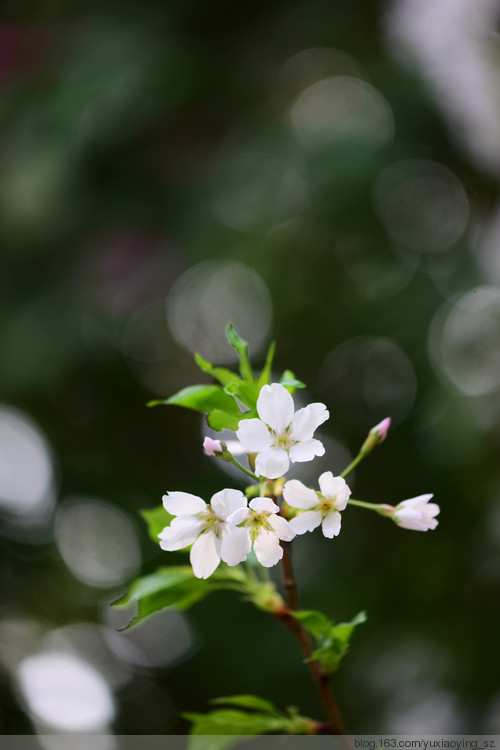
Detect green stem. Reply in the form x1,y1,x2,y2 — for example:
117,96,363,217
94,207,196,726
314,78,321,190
230,457,259,482
339,452,366,478
348,498,393,516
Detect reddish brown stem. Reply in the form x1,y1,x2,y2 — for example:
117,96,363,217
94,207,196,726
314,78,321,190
279,541,348,736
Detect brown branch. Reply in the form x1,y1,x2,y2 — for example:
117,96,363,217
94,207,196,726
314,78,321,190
278,541,348,737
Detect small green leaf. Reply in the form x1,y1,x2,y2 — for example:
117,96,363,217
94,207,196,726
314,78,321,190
279,370,306,393
291,610,331,638
211,695,280,715
194,353,241,387
185,708,289,736
257,340,276,388
226,323,254,382
291,609,366,674
140,506,172,543
113,566,227,627
206,409,241,431
206,408,257,432
148,384,240,415
223,380,259,409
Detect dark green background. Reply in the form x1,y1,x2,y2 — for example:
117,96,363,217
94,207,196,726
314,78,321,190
1,0,499,736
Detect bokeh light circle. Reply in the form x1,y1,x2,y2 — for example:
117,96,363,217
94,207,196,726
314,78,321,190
0,406,55,534
375,159,469,253
17,651,115,732
288,76,394,150
56,497,141,588
429,286,500,396
318,336,417,432
167,261,272,363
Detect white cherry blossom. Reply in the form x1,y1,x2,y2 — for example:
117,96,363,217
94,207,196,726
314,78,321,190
158,489,247,579
221,497,295,568
283,472,351,538
236,383,329,479
393,494,440,531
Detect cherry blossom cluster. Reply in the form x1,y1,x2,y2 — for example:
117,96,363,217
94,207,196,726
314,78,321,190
159,383,439,578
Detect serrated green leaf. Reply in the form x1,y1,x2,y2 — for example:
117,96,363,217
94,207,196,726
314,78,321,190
291,610,331,638
291,609,366,674
211,695,279,715
148,384,240,415
226,323,254,382
206,408,257,432
257,340,276,388
113,566,226,627
194,353,241,387
279,370,306,393
185,708,291,736
223,380,259,409
140,505,172,543
206,409,241,431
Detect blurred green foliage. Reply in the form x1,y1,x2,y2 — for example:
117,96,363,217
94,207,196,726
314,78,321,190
1,0,500,737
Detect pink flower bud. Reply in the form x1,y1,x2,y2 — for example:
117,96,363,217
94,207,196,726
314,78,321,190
371,417,391,444
203,437,223,456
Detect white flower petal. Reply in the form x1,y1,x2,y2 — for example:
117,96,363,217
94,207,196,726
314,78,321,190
322,510,342,538
283,479,319,510
249,497,280,514
424,503,440,519
289,510,322,535
398,494,434,509
256,384,294,432
289,439,325,463
227,507,251,526
318,472,351,509
210,489,247,521
221,527,252,566
290,403,329,441
267,514,295,541
236,419,273,452
158,518,204,550
255,447,289,479
162,491,206,516
190,531,221,579
254,529,283,567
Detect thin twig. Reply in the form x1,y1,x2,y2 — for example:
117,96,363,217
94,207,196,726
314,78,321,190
278,541,348,737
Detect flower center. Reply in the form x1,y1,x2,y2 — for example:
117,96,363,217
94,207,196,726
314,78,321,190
197,506,221,532
319,498,333,514
270,426,294,450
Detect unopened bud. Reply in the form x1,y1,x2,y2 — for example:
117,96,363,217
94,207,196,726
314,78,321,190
360,416,391,456
203,437,224,456
371,417,391,444
202,437,234,462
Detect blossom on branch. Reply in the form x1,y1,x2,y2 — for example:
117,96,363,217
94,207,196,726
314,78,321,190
236,383,329,479
392,494,440,531
159,489,247,579
283,472,351,538
221,497,295,567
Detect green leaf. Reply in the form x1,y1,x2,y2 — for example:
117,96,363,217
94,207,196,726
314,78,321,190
291,610,332,638
226,323,254,382
257,340,276,388
148,384,240,415
185,708,290,736
223,380,259,409
206,408,257,432
140,506,172,543
280,370,306,393
291,609,366,674
194,353,241,388
185,699,317,749
113,566,227,627
211,695,279,715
